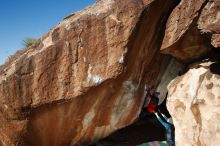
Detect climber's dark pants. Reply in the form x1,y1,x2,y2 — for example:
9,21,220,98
139,107,175,146
156,111,175,146
166,124,175,146
139,108,149,119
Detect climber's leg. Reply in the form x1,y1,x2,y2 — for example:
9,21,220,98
166,124,175,146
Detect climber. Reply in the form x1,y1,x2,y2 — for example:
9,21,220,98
143,87,175,146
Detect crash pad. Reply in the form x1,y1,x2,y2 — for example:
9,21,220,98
139,141,166,146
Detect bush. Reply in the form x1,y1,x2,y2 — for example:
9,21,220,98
23,38,37,47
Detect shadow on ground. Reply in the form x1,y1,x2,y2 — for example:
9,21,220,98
90,114,166,146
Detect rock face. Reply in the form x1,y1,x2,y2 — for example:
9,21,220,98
198,0,220,48
0,0,219,145
160,0,220,62
162,1,220,145
167,62,220,146
155,58,185,104
0,0,178,145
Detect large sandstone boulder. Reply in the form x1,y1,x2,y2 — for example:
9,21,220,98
198,0,220,48
0,0,178,145
1,0,219,145
160,0,220,62
167,62,220,146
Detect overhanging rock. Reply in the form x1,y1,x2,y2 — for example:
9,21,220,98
160,0,220,62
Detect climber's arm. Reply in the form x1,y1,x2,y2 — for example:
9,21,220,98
155,112,170,129
160,111,169,121
157,109,173,124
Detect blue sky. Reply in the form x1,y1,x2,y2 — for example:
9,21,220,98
0,0,96,65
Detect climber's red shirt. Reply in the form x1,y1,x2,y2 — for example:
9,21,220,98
147,99,156,113
146,89,157,113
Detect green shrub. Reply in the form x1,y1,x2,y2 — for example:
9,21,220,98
23,38,37,47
